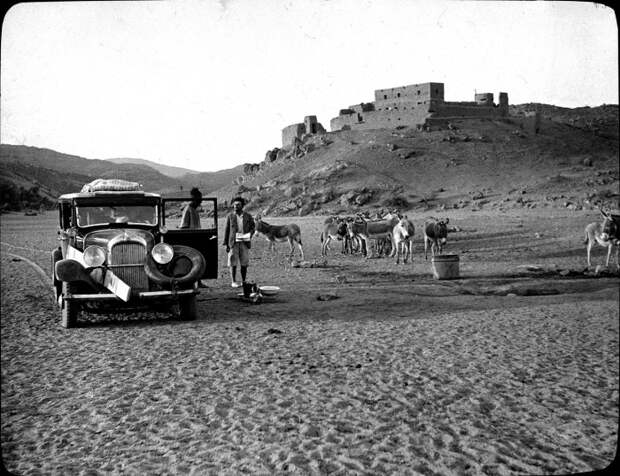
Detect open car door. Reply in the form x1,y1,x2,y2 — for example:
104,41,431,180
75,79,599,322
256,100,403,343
161,197,218,279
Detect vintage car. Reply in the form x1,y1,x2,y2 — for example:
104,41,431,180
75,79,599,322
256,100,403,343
52,180,218,327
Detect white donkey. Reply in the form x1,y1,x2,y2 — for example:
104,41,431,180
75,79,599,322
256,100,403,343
391,216,415,264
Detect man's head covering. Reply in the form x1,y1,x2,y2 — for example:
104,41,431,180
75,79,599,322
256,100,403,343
190,187,202,201
232,196,245,206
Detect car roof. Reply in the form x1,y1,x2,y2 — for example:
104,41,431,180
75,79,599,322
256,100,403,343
58,191,161,201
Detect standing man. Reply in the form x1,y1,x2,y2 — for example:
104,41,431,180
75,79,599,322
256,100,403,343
223,197,255,288
179,187,208,288
179,187,202,229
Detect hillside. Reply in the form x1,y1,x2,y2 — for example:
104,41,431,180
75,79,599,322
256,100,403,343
0,145,185,194
1,103,618,215
0,145,246,208
106,158,199,178
214,106,619,216
181,165,248,195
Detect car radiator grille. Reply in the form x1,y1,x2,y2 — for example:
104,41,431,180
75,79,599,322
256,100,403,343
110,242,149,291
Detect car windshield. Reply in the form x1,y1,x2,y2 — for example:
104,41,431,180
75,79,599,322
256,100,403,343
76,205,158,226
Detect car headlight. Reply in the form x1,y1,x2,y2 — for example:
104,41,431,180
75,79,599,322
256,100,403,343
151,243,174,265
83,245,106,267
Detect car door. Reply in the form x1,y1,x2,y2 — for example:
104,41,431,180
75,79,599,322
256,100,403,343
161,197,218,279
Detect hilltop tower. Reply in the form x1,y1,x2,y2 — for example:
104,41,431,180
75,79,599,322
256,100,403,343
475,93,494,106
498,92,509,116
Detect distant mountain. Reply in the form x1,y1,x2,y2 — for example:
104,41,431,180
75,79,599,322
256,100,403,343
106,158,200,178
0,145,252,209
176,165,249,196
0,145,185,195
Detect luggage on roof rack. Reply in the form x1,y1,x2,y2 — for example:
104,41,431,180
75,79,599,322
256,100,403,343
81,179,142,193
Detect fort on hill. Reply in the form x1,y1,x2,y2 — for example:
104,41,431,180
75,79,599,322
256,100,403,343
281,82,509,148
330,82,509,132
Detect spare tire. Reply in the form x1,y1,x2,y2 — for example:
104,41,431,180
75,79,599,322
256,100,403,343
145,245,206,288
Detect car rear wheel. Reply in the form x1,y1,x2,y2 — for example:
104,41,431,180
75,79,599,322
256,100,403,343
61,282,80,328
177,294,197,321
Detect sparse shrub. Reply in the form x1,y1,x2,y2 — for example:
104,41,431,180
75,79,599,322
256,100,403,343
0,182,55,211
382,196,409,208
355,191,374,206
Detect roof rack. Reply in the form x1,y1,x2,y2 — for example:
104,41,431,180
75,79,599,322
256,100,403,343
81,179,143,193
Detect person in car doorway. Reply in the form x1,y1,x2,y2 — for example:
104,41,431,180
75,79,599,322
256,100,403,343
223,197,255,288
179,187,202,229
178,187,209,288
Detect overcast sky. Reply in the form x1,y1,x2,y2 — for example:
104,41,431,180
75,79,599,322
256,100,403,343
1,0,617,172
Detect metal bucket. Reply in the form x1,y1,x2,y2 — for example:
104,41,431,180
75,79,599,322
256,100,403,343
431,254,460,279
242,282,257,298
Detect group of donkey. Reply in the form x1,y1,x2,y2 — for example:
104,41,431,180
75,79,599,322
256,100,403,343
250,212,449,264
320,213,450,264
253,208,620,269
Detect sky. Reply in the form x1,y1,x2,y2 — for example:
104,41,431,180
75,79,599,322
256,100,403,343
1,0,617,172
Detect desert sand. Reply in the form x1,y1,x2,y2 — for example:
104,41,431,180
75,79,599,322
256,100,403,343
1,209,618,475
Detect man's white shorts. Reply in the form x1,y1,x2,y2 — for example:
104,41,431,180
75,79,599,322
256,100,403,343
227,243,250,267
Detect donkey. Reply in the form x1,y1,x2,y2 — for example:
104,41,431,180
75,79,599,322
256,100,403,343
320,216,349,256
347,214,399,258
255,215,304,260
424,217,449,259
584,209,620,268
392,216,415,264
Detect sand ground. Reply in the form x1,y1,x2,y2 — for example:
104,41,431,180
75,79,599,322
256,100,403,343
1,209,618,475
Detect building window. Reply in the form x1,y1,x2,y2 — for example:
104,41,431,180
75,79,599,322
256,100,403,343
384,95,387,99
417,90,420,95
435,89,439,94
397,93,401,98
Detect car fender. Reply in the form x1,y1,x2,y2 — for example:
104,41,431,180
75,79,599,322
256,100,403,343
55,259,100,290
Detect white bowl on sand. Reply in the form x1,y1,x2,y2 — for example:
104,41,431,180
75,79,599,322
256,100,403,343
259,286,280,296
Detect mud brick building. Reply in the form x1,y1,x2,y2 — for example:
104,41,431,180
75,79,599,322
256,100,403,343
330,82,509,131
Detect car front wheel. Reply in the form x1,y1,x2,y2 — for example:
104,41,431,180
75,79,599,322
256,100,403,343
61,282,80,328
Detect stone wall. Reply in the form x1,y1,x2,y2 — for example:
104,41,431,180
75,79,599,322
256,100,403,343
433,102,507,118
331,108,432,131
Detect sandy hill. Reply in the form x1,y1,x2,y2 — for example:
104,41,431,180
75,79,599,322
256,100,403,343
214,106,618,216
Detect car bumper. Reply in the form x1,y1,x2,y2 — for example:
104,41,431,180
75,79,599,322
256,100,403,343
65,288,199,301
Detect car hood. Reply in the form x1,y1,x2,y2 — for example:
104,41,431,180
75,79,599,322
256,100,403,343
84,229,155,251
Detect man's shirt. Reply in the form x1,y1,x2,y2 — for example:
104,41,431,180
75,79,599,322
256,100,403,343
179,204,201,229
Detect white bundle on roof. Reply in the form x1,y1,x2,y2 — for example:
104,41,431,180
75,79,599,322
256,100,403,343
81,179,142,192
